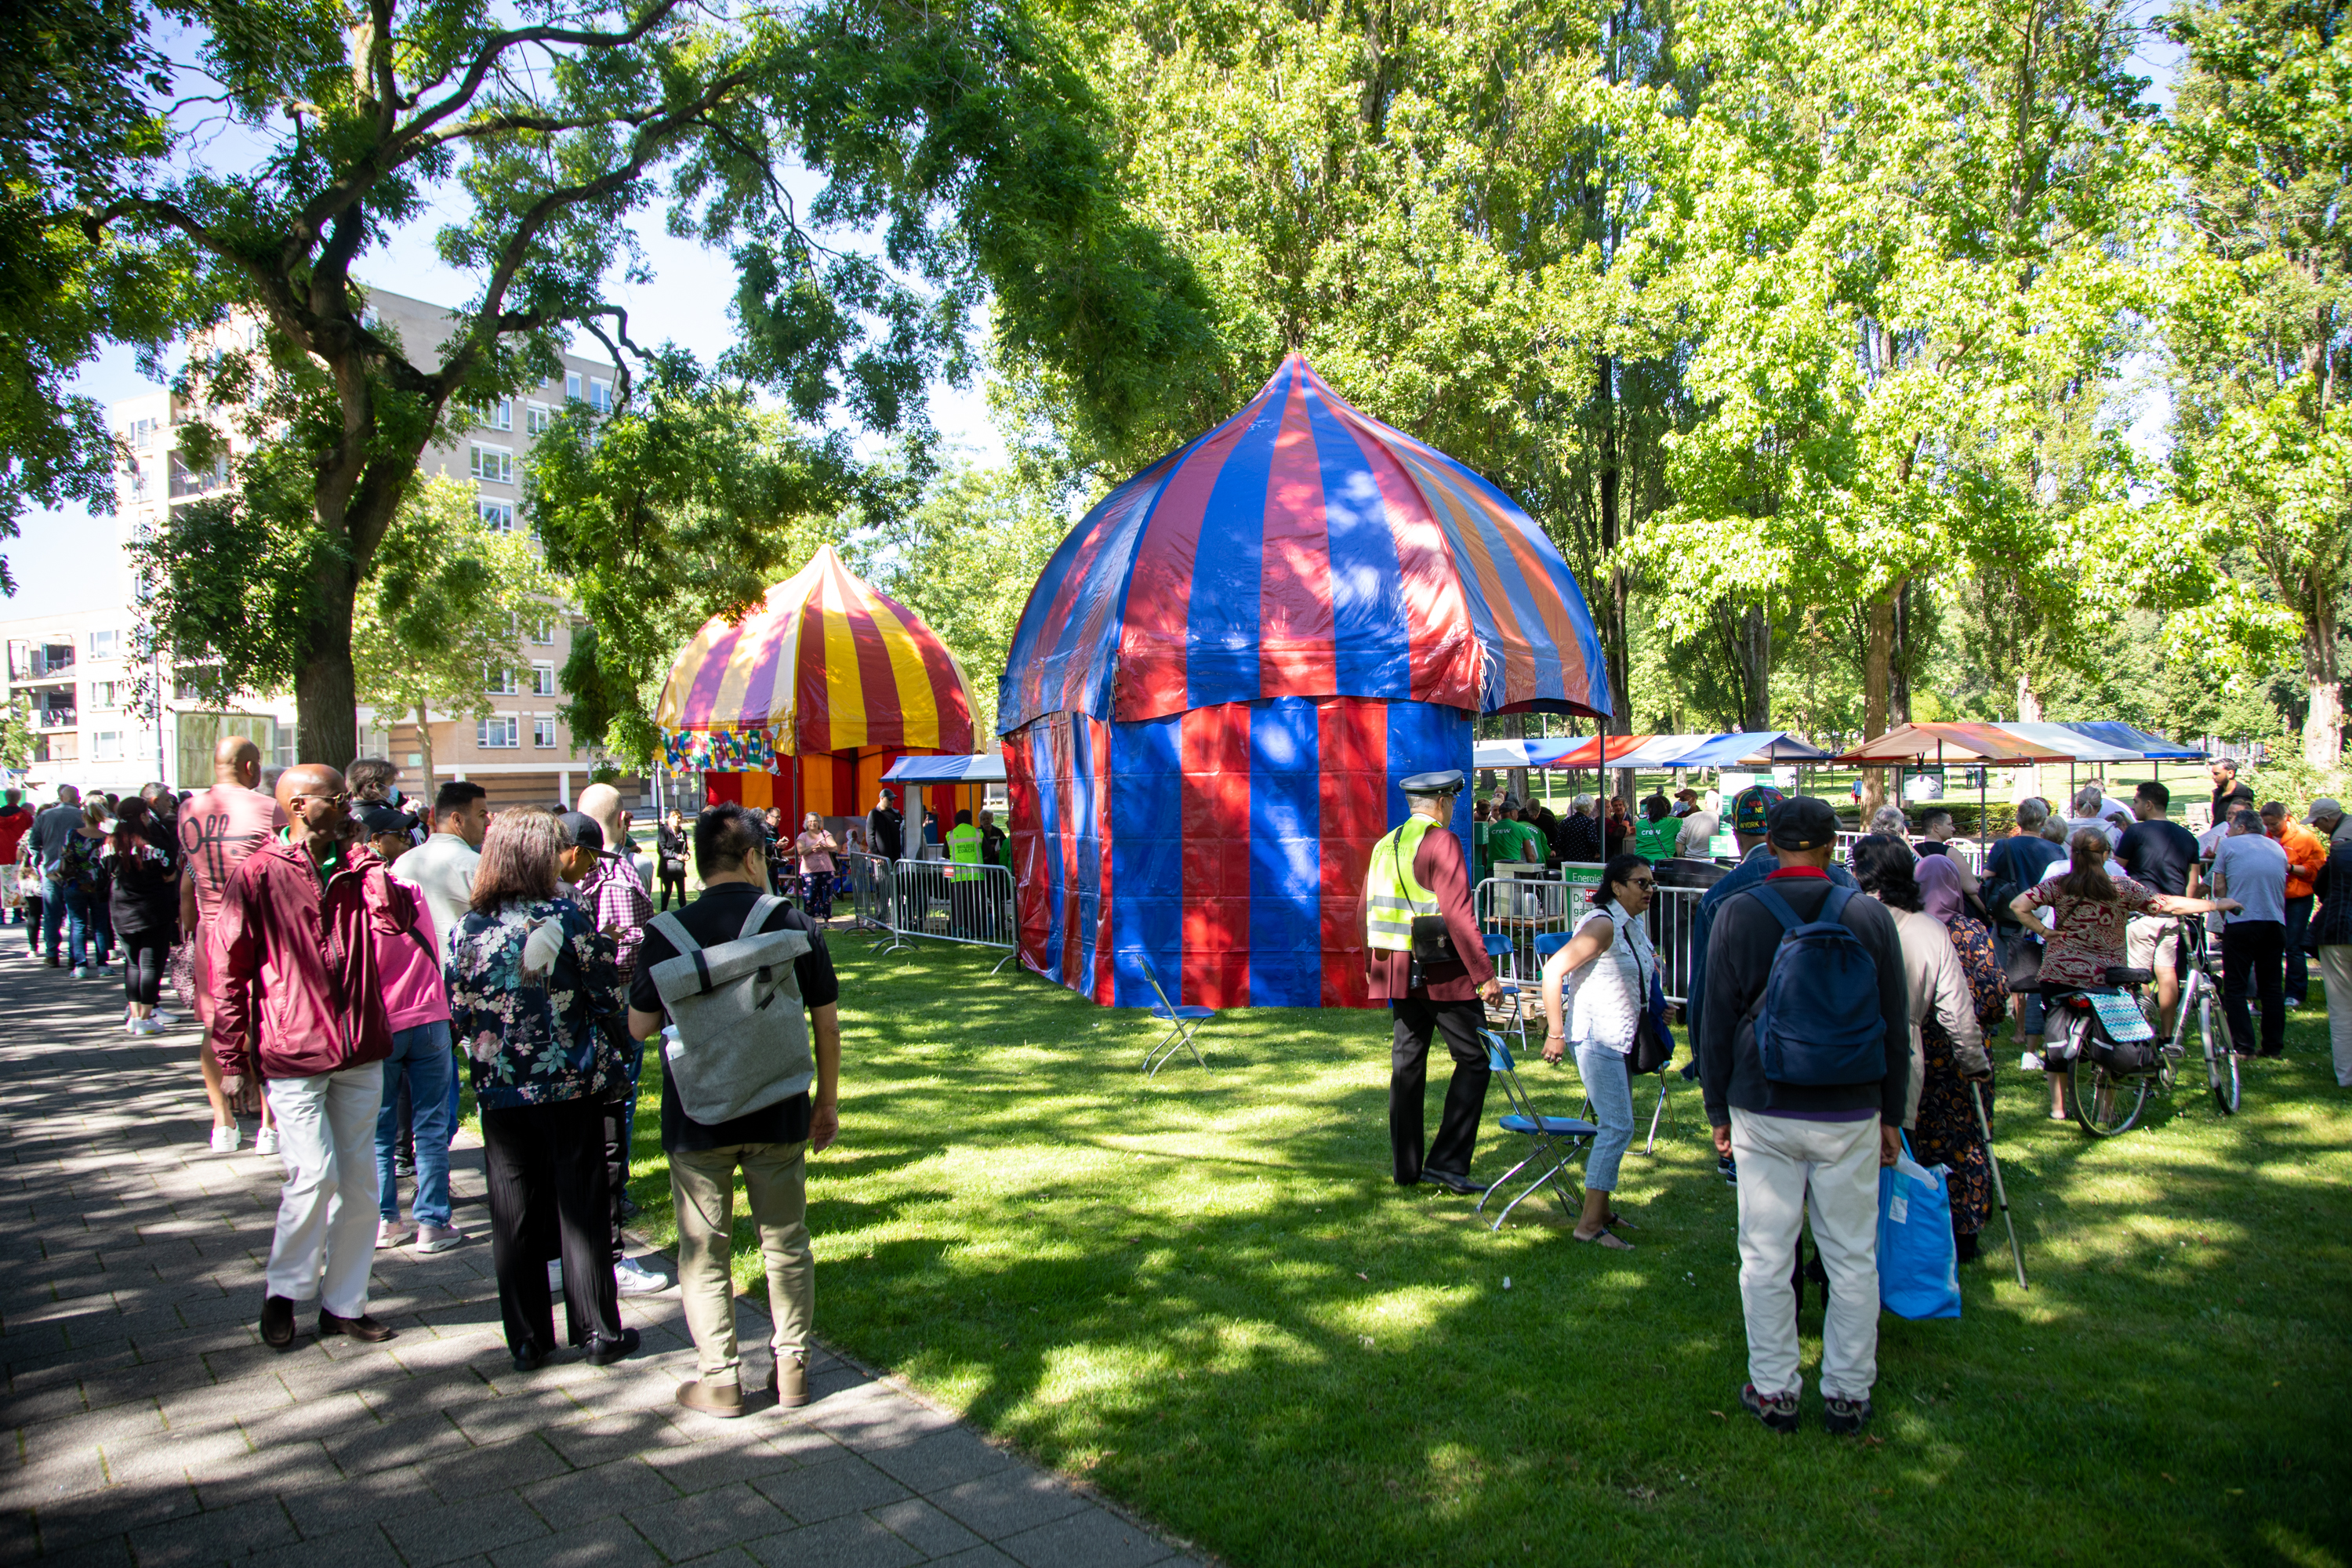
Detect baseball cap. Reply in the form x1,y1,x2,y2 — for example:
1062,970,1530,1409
557,811,604,851
1766,794,1840,851
356,803,409,839
2305,797,2342,825
1732,784,1784,835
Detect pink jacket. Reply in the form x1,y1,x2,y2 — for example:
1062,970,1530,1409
378,880,452,1034
211,840,416,1080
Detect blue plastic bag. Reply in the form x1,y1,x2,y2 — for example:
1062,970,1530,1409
1877,1138,1962,1320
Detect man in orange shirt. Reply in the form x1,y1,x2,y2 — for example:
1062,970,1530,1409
2263,800,2327,1008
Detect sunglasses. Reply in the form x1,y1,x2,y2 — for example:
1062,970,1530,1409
1627,877,1656,891
296,792,350,810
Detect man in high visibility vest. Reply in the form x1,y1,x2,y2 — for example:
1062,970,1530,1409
1364,769,1503,1195
946,808,983,939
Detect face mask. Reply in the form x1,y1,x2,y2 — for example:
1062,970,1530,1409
387,787,402,806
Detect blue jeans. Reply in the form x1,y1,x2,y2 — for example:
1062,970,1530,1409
377,1022,455,1228
47,879,89,967
1575,1040,1635,1192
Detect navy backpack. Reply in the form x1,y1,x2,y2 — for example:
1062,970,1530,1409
1745,884,1887,1086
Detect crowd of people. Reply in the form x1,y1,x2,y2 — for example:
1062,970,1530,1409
1373,758,2352,1438
0,742,842,1415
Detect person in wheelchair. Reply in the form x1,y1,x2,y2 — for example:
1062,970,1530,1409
2009,829,2239,1120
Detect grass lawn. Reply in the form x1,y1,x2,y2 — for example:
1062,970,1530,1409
624,929,2352,1566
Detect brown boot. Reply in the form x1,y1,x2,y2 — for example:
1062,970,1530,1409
675,1378,745,1418
770,1352,810,1410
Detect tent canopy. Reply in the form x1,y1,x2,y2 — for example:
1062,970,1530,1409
655,544,975,762
1545,733,1655,768
1994,721,2143,764
997,354,1613,735
1653,731,1835,768
2056,720,2206,761
882,753,1007,784
1835,721,2075,766
1593,733,1717,769
1472,738,1585,768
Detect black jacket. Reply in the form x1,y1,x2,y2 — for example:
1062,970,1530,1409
2314,830,2352,949
1698,869,1911,1127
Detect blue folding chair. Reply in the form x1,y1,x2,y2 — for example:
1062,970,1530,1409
1532,928,1679,1151
1477,1030,1598,1230
1483,931,1529,1054
1134,955,1212,1076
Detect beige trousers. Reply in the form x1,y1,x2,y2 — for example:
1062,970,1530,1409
668,1140,813,1387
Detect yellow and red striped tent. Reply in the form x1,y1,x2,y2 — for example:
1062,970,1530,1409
655,546,978,822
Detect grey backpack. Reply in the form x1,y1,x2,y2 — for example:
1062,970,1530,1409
646,896,814,1125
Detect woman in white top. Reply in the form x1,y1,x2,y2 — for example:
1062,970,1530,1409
1539,853,1664,1250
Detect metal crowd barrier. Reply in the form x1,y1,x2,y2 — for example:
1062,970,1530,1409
878,857,1018,972
1475,875,1705,1004
842,852,897,942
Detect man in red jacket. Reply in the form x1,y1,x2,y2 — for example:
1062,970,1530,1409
213,763,417,1350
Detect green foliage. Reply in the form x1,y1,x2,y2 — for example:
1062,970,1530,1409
0,696,34,773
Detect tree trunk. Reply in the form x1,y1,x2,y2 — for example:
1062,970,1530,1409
1889,581,1913,724
415,701,436,799
2307,619,2345,767
1508,711,1530,805
1596,351,1634,809
296,558,363,768
1860,589,1897,812
2016,670,2044,722
1737,602,1771,730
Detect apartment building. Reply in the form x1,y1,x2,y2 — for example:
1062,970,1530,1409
0,285,644,810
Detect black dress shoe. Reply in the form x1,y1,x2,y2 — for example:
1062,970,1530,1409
1417,1171,1489,1196
585,1328,641,1366
260,1294,298,1350
512,1342,550,1374
318,1309,397,1343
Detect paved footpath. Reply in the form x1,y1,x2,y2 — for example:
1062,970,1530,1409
0,946,1206,1568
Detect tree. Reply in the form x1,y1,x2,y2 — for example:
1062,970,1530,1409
1628,0,2165,806
75,0,1210,764
2158,0,2352,766
349,474,562,789
0,695,34,774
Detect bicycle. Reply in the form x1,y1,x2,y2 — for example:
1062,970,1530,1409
2153,917,2238,1116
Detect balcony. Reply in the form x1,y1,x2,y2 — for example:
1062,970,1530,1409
36,706,78,731
31,734,77,764
8,648,74,681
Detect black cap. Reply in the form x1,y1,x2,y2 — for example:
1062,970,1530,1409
1399,769,1466,797
357,804,409,839
1766,794,1840,851
557,811,604,851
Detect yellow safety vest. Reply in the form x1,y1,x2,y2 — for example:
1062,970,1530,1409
947,823,982,882
1366,816,1441,952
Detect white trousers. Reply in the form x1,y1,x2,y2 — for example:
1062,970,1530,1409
2321,946,2352,1087
263,1063,385,1316
1729,1108,1882,1403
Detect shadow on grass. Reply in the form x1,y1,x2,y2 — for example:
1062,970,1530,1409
622,938,2352,1568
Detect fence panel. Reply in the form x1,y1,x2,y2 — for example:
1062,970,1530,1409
1478,877,1708,1004
887,858,1018,971
842,852,895,936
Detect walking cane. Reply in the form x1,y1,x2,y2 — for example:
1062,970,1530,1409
1971,1081,2027,1290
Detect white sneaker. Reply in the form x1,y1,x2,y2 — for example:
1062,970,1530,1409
70,966,86,979
151,1009,177,1025
209,1125,241,1154
253,1127,281,1156
129,1016,165,1037
376,1220,408,1250
614,1257,669,1296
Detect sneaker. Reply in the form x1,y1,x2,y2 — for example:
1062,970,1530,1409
584,1327,641,1366
253,1127,281,1156
151,1009,177,1025
376,1220,408,1250
1822,1394,1873,1436
614,1257,669,1296
70,966,86,979
413,1225,470,1254
1740,1384,1799,1434
1718,1154,1737,1185
129,1016,165,1037
209,1124,241,1154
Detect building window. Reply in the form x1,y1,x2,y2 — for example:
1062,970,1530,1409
478,499,515,532
469,445,514,485
89,681,118,709
532,718,557,749
89,630,120,659
588,378,612,414
93,731,123,760
124,417,158,448
481,396,513,431
485,664,517,695
530,616,554,646
530,661,556,696
478,717,519,749
169,452,228,499
526,401,554,436
123,462,150,499
564,372,583,403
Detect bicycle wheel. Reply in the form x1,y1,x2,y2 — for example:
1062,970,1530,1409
2201,989,2238,1116
2069,1056,2149,1136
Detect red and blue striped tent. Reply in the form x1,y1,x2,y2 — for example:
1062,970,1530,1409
1001,354,1611,1010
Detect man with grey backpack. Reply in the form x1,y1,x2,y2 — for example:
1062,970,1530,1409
1698,796,1910,1438
627,803,842,1417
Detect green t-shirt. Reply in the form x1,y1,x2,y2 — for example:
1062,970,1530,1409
1633,815,1682,862
1490,820,1544,866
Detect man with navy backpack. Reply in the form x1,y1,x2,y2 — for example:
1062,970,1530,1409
1698,795,1909,1438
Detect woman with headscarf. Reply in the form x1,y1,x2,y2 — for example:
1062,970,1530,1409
1851,837,1998,1260
1918,853,2005,1039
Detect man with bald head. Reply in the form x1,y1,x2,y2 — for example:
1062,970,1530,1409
213,762,419,1351
180,737,288,1153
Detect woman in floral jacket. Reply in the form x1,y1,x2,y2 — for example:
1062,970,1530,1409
446,807,638,1372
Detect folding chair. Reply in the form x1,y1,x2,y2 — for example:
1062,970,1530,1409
1482,931,1530,1054
1134,956,1212,1076
1476,1030,1598,1231
1533,930,1679,1152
